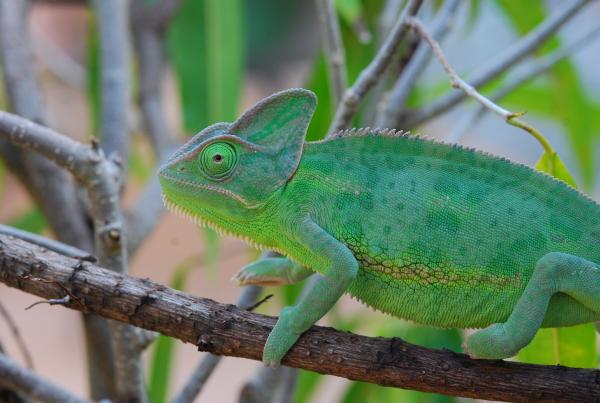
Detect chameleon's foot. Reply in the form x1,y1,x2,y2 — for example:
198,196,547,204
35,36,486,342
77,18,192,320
464,323,518,359
263,306,301,367
233,266,286,286
233,257,313,286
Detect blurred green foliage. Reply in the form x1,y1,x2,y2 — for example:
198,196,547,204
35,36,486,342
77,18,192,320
496,0,600,189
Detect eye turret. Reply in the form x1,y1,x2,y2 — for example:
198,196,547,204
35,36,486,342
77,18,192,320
198,142,238,180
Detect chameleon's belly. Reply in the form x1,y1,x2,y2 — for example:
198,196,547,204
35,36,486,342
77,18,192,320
346,260,600,329
346,259,522,328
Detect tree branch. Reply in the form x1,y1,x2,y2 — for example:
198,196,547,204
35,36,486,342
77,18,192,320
0,110,143,402
404,17,556,169
93,0,131,162
0,1,113,398
326,0,423,136
445,23,600,144
0,0,93,251
172,285,263,403
315,0,347,108
2,235,599,402
375,0,460,127
401,0,591,128
0,354,89,403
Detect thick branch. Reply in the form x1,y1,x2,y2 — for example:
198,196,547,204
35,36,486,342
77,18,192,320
326,0,423,136
401,0,591,128
1,235,599,402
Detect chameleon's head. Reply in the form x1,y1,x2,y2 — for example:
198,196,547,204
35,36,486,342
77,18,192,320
159,88,316,230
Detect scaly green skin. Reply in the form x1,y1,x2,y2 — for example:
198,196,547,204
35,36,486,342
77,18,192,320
159,89,600,366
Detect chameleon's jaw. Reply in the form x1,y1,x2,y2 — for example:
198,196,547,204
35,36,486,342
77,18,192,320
161,194,206,228
161,194,277,253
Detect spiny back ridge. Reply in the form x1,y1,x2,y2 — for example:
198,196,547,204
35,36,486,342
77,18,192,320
331,127,411,139
319,126,599,210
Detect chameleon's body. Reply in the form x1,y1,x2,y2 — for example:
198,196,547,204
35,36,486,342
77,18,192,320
159,89,600,365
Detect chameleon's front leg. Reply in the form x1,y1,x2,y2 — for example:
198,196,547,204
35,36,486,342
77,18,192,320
263,218,358,366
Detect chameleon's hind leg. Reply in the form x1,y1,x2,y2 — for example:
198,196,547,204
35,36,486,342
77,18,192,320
233,257,313,286
465,252,600,359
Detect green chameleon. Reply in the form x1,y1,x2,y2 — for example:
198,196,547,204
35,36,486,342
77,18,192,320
159,88,600,366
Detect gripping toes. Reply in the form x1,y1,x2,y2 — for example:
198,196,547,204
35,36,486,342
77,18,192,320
263,307,301,367
464,323,519,359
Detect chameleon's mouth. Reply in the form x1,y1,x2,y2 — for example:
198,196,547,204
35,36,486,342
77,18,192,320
158,171,251,207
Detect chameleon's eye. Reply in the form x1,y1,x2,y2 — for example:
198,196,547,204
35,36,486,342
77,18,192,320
198,142,238,180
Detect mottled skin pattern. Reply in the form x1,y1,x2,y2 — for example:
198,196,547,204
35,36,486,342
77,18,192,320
159,89,600,366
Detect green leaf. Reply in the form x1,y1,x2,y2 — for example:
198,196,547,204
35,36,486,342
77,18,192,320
534,151,577,188
167,0,244,133
334,0,362,25
8,208,48,234
128,138,153,184
294,369,323,403
517,324,597,368
201,227,220,273
147,264,193,403
495,0,600,189
87,13,101,136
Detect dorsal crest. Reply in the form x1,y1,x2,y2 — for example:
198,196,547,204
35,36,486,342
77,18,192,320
330,127,411,139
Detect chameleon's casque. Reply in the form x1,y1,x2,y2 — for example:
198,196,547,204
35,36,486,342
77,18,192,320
159,88,600,365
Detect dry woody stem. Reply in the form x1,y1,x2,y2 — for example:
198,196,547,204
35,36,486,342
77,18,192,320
1,234,599,403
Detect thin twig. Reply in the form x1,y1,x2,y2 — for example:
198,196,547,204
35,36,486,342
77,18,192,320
326,0,423,136
0,300,33,370
2,234,600,402
405,17,556,172
377,0,403,43
0,354,89,403
315,0,347,108
172,285,263,403
401,0,591,128
0,225,96,262
446,23,600,144
376,0,461,127
24,295,71,311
